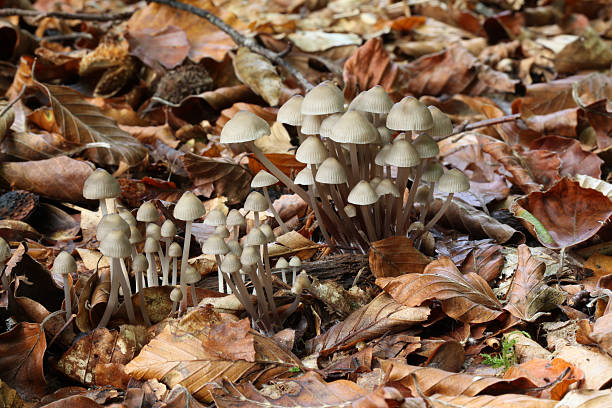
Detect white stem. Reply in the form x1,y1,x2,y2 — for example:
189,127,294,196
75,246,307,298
180,222,192,301
62,275,71,320
215,254,225,294
145,253,156,287
99,199,108,216
119,258,132,296
98,262,119,328
115,258,136,324
172,257,178,285
162,238,172,285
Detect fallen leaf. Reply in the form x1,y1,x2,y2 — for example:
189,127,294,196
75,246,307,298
555,345,612,390
127,25,190,69
0,379,26,408
425,393,557,408
504,358,583,400
575,174,612,201
368,236,430,278
377,257,503,323
247,153,305,179
233,47,281,106
556,389,612,408
554,29,612,74
120,124,179,149
289,31,361,53
481,140,541,194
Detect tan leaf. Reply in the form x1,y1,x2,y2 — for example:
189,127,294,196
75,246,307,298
425,393,557,408
554,30,612,74
0,379,26,408
556,345,612,390
306,293,429,357
368,236,430,278
0,101,14,143
377,257,503,323
556,389,612,408
233,47,281,106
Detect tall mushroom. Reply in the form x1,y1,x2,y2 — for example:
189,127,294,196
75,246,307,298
183,265,200,306
52,251,76,320
168,242,182,285
202,235,230,293
252,170,289,234
289,256,301,284
420,169,470,237
132,254,151,326
347,180,379,241
226,209,245,241
160,220,176,285
83,168,121,215
144,237,159,288
244,191,268,228
384,138,420,232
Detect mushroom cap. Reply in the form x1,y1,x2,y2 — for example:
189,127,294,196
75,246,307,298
220,253,241,274
204,209,227,227
0,238,10,263
251,170,278,188
277,95,303,126
97,214,130,242
83,168,121,200
415,185,430,204
427,106,453,137
240,246,260,266
413,134,439,159
226,209,245,227
375,178,400,197
369,177,381,189
347,91,366,111
214,225,230,239
146,223,161,240
244,227,267,246
438,169,470,193
136,201,159,223
386,96,434,131
294,167,315,186
377,126,393,144
319,113,342,139
315,157,347,185
291,270,311,294
119,210,137,227
183,265,200,284
132,254,148,272
385,139,420,168
244,191,269,212
168,242,182,257
301,81,345,115
344,204,357,218
220,111,270,144
348,180,379,205
289,256,301,267
129,225,144,244
227,240,243,256
422,161,444,183
53,251,76,276
350,85,393,114
144,237,159,253
330,111,378,144
173,191,206,221
100,230,131,258
202,235,229,255
275,257,289,268
374,144,392,166
259,224,274,242
161,220,176,238
300,114,322,135
170,287,182,302
296,136,328,165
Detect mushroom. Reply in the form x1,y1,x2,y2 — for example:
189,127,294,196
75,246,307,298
52,251,76,320
251,170,289,234
204,209,227,230
275,257,289,283
375,178,400,236
386,96,433,137
259,223,275,282
119,210,137,227
277,95,304,141
349,85,393,126
214,225,231,239
98,230,136,327
202,235,230,293
226,209,245,241
347,180,379,241
136,201,159,225
244,191,268,228
170,286,183,316
83,168,121,215
145,223,163,285
301,115,323,135
143,237,159,288
128,225,144,261
160,220,176,285
173,191,206,301
132,254,151,326
97,214,133,296
427,106,454,139
301,81,345,116
241,246,274,331
384,138,420,232
168,242,182,285
418,161,444,224
289,256,301,284
245,227,277,318
221,253,260,327
183,265,200,306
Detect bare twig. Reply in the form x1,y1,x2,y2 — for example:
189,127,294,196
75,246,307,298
436,113,521,142
0,8,133,21
148,0,314,91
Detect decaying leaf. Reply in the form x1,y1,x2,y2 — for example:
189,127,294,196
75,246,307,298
233,47,281,106
504,358,583,400
368,236,430,278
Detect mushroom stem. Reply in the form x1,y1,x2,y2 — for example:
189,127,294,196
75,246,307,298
228,270,258,320
171,257,178,285
135,270,151,326
145,252,157,287
419,193,454,238
131,246,138,262
215,254,225,294
162,238,172,285
190,284,197,306
115,259,136,324
400,159,425,232
359,205,377,242
254,211,260,228
374,196,383,239
394,167,411,232
99,199,108,216
119,258,132,296
243,264,273,331
233,225,240,241
263,186,289,234
62,275,71,320
307,187,334,250
329,184,368,251
98,261,120,328
157,247,166,284
349,144,360,187
256,255,277,318
247,141,309,203
419,182,435,224
179,221,193,300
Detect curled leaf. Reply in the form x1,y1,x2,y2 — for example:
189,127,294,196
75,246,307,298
233,47,281,106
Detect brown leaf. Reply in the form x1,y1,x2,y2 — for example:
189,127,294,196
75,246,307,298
247,153,305,179
0,322,46,399
368,236,430,278
555,345,612,390
120,124,179,149
0,379,26,408
461,241,504,283
33,81,147,166
521,149,562,188
481,140,541,194
233,47,281,106
306,293,429,357
0,156,93,202
182,152,252,205
589,312,612,358
511,178,612,249
424,393,557,408
377,257,503,323
504,358,583,400
127,25,190,69
554,30,612,74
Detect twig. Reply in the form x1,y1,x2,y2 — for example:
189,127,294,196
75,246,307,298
0,8,133,21
43,32,94,42
148,0,314,91
436,113,521,142
0,85,25,119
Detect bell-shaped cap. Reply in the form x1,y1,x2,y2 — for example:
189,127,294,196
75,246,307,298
438,169,470,193
119,210,137,227
100,230,131,258
168,242,182,257
427,106,453,137
136,201,159,223
348,180,379,205
144,237,159,253
301,81,345,115
251,170,278,188
83,168,121,200
132,254,148,272
422,161,444,183
350,85,393,114
348,91,366,111
319,113,342,139
296,136,328,165
259,224,274,243
277,95,303,126
275,257,289,269
226,209,245,227
183,266,200,284
330,111,377,144
214,225,230,239
220,111,270,144
386,96,433,131
385,139,420,168
369,177,381,189
413,134,439,159
170,287,183,302
315,157,347,185
375,179,400,197
97,214,130,242
344,204,357,218
173,191,205,221
294,167,315,186
289,256,301,267
415,185,430,203
205,209,227,227
220,253,241,274
129,225,144,244
227,240,243,256
0,238,10,263
244,191,269,212
146,223,161,240
301,114,322,135
161,220,177,238
374,144,392,166
202,235,229,255
53,251,76,276
240,246,260,266
244,227,267,246
377,126,393,144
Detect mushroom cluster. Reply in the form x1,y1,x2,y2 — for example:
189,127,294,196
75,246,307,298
221,82,470,253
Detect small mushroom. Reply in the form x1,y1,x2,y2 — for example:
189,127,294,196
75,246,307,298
420,169,469,237
170,286,183,316
289,256,301,284
347,180,379,242
226,209,245,241
183,265,200,306
202,235,230,293
52,251,76,320
83,168,120,215
160,220,177,285
132,254,151,326
252,170,289,234
275,257,289,284
144,237,159,288
168,242,182,285
244,191,268,228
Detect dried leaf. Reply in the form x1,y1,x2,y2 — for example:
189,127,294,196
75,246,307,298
555,345,612,390
481,140,541,194
233,47,281,106
511,178,612,249
127,25,190,69
590,312,612,357
556,389,612,408
504,358,583,400
289,31,361,53
575,174,612,201
0,379,26,408
554,29,612,74
247,153,305,179
377,257,503,323
425,393,557,408
530,136,602,180
368,236,430,278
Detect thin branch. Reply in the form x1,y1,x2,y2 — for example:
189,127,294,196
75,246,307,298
0,8,133,21
148,0,314,91
436,113,521,142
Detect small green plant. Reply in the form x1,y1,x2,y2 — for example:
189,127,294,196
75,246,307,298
480,331,530,371
289,366,301,373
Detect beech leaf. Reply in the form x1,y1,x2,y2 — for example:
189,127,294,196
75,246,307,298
368,236,430,278
233,47,281,106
